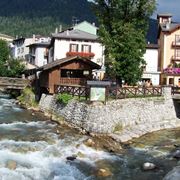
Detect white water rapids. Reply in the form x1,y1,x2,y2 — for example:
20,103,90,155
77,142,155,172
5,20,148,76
0,97,120,180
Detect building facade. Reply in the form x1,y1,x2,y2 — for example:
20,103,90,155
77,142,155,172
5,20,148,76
158,14,180,86
142,44,160,85
48,27,105,79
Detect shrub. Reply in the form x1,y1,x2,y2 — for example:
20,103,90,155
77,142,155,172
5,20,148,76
17,87,38,107
56,93,73,105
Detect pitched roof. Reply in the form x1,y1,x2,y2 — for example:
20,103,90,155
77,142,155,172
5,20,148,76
26,42,50,47
52,29,98,41
74,21,98,29
40,56,101,71
160,22,180,32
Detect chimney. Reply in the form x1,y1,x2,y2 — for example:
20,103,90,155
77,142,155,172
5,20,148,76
92,22,95,26
33,34,36,42
66,30,69,36
157,13,172,25
55,28,58,34
59,25,62,32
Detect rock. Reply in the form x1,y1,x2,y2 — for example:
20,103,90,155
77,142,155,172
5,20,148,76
6,160,17,170
173,150,180,159
97,168,112,177
77,152,85,158
66,155,77,161
85,138,95,147
143,162,156,170
163,166,180,180
31,113,35,116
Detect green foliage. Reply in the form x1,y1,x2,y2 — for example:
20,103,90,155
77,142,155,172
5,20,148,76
0,40,9,63
0,39,25,77
93,0,156,85
56,93,73,105
17,87,38,107
0,0,96,37
113,122,123,133
6,59,25,77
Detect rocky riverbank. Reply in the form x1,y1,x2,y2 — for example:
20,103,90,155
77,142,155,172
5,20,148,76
37,86,180,143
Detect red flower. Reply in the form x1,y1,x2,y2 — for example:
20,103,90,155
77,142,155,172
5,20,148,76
66,52,95,58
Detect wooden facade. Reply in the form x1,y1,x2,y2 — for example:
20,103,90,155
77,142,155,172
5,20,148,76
39,56,100,94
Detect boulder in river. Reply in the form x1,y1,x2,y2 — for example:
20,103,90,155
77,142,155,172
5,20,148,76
97,168,112,177
6,160,17,170
143,162,156,170
66,155,77,161
84,138,95,147
173,150,180,159
163,166,180,180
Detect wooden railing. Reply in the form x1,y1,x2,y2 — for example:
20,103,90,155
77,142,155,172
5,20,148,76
54,84,163,100
110,86,163,99
59,78,87,86
0,77,30,90
54,84,89,99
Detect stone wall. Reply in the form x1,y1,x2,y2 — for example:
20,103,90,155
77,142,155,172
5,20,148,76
39,87,180,142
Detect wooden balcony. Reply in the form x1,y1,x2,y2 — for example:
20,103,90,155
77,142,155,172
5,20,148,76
59,77,87,86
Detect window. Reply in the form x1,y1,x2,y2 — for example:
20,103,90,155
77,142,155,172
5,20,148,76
175,49,180,57
21,47,24,53
17,48,20,54
82,45,91,53
61,69,85,78
70,44,78,52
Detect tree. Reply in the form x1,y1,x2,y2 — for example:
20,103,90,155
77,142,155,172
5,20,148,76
0,39,25,77
93,0,156,85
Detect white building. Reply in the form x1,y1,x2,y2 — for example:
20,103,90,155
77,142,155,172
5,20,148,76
12,37,34,60
27,42,50,67
48,28,105,78
142,44,160,85
12,35,50,61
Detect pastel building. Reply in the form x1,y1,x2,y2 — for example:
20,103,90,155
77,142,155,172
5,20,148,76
157,13,180,86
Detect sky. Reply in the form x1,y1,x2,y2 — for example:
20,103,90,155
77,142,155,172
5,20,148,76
154,0,180,22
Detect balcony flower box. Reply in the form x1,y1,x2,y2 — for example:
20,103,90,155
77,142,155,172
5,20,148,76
66,52,95,58
163,68,180,74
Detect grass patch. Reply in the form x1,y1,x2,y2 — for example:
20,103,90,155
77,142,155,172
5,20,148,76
113,122,123,133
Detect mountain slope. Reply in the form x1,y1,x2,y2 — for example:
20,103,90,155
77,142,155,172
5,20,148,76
0,0,96,37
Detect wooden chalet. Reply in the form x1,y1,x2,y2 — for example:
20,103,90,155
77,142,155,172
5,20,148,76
38,56,101,94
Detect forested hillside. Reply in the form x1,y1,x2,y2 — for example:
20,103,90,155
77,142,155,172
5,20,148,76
0,0,95,37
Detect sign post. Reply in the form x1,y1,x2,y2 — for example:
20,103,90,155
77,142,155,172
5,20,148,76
87,81,111,104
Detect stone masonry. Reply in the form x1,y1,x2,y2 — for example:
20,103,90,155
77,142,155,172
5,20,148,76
39,87,180,142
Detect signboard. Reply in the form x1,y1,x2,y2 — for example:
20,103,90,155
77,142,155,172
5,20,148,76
90,87,106,102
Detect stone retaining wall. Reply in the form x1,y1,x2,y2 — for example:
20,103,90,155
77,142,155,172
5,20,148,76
39,87,180,142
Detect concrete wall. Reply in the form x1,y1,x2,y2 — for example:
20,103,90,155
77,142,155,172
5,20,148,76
39,87,180,142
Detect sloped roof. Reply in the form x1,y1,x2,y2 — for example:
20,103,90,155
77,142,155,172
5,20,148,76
160,22,180,32
26,42,50,47
40,56,101,71
74,20,98,29
146,18,158,44
52,29,98,41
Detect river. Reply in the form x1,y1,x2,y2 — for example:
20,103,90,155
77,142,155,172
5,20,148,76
0,96,179,180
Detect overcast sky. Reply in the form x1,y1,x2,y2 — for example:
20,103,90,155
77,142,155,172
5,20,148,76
154,0,180,22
